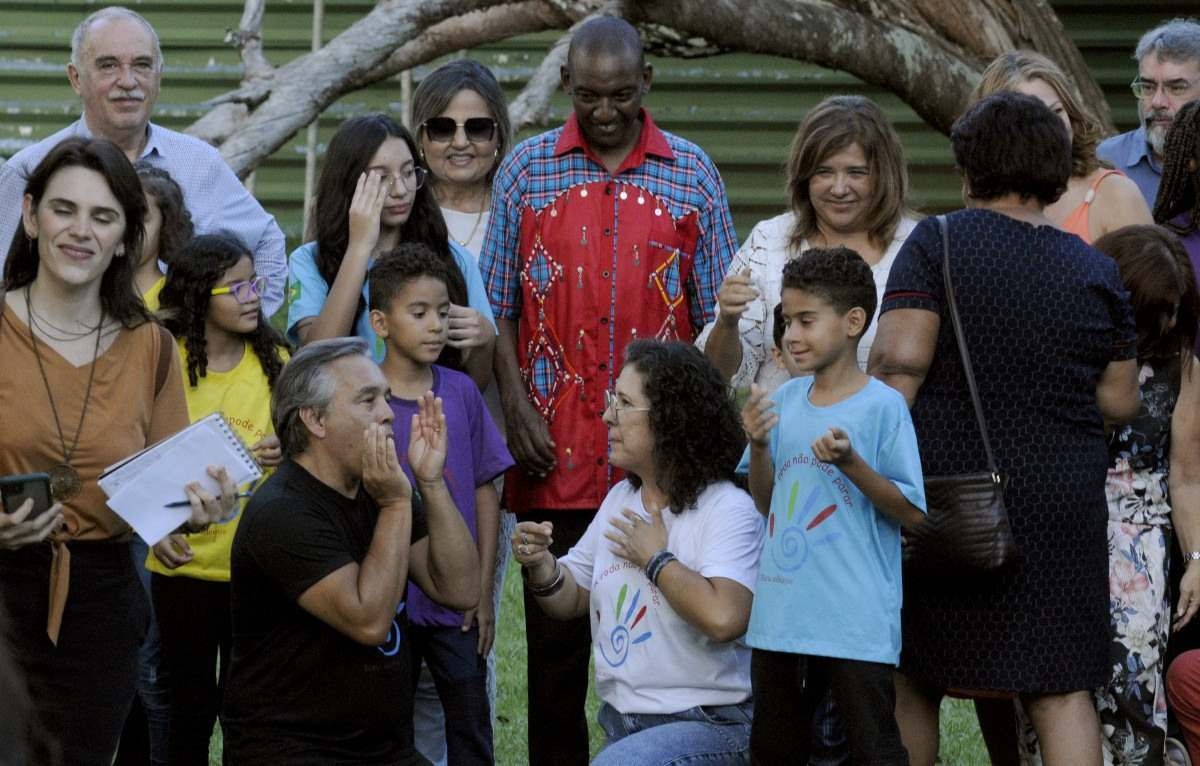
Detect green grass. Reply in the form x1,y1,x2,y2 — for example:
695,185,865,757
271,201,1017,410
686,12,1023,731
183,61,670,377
209,558,989,764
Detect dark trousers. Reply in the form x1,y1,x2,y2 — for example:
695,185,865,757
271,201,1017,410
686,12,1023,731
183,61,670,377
750,649,909,766
517,509,595,766
151,573,231,766
408,624,493,765
0,541,150,766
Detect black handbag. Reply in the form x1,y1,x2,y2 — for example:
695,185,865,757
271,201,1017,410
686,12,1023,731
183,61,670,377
903,215,1017,575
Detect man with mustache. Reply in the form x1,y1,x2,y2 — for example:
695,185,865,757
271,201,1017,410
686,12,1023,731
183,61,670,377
478,14,737,765
1098,18,1200,206
0,6,286,316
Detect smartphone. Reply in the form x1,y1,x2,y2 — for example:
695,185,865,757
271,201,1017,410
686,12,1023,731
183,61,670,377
0,473,54,518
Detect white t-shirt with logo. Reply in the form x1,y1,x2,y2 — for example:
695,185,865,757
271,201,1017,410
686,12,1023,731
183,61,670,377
560,479,764,715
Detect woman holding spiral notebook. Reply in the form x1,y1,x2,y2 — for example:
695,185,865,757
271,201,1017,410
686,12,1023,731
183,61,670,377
0,137,238,766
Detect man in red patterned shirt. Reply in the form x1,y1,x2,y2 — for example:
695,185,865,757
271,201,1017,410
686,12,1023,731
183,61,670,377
479,15,737,764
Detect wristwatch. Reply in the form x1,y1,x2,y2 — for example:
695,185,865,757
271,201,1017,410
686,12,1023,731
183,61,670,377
1185,551,1200,562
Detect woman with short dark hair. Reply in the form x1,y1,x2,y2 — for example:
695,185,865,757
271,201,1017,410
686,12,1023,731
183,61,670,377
869,92,1141,765
513,340,763,766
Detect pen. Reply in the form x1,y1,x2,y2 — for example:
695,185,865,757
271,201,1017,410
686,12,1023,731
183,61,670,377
164,491,253,508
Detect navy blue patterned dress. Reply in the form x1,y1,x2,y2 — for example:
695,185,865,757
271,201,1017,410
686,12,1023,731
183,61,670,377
881,209,1137,694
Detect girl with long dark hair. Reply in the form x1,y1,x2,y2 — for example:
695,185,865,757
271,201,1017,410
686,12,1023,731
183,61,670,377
285,114,495,387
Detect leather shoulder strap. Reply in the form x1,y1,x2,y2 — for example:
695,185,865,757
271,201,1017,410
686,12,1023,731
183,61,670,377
154,323,174,397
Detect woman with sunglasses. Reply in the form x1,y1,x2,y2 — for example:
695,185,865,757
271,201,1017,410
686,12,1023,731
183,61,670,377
514,340,763,766
286,114,496,387
409,61,513,765
413,60,512,257
150,232,290,763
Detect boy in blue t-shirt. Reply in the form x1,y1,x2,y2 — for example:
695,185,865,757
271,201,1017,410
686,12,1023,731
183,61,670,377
739,247,925,765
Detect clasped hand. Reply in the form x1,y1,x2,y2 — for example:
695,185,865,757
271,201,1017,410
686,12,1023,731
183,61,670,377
605,506,667,569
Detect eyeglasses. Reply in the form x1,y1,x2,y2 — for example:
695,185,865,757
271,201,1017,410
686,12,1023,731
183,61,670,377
377,166,428,192
1130,77,1197,100
604,389,650,423
211,276,268,304
422,117,497,144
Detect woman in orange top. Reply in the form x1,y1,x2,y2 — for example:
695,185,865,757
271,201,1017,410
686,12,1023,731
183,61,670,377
0,137,237,766
972,50,1152,244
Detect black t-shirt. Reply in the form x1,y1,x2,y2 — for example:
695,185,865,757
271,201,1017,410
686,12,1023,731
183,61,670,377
222,459,428,765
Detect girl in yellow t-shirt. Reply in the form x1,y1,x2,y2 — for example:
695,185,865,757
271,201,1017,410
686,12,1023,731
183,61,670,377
149,232,290,762
133,164,193,311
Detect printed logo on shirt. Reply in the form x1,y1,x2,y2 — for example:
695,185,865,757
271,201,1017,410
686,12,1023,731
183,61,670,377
768,481,842,573
597,582,653,668
288,280,301,305
377,602,407,657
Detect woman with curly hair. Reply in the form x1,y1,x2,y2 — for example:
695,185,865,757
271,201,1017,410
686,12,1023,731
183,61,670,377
970,50,1152,244
133,163,193,310
513,340,764,766
151,232,289,763
286,114,495,387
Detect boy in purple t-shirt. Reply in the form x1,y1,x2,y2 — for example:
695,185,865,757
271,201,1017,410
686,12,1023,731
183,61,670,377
369,244,514,765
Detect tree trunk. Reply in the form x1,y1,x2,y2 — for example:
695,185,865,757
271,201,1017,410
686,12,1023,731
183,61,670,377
190,0,1112,178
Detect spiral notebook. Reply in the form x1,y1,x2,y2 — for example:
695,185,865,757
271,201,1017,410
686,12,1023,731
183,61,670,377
99,412,262,545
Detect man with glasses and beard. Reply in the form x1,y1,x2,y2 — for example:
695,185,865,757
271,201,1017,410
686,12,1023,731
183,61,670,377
1099,18,1200,206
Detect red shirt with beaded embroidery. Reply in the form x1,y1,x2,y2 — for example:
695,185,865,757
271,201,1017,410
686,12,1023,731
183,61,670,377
480,109,737,512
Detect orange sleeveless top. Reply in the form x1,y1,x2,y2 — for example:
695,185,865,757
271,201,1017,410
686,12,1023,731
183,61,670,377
1060,169,1123,244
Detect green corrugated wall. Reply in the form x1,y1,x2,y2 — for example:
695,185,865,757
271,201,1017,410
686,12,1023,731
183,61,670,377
0,0,1194,246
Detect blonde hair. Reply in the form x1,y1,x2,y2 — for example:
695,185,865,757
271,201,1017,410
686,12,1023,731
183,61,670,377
971,50,1100,178
785,96,909,253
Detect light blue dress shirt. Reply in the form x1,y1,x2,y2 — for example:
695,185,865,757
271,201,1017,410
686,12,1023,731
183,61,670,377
0,118,287,316
1097,125,1162,208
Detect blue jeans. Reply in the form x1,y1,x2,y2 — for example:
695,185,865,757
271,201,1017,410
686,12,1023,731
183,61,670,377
593,700,753,766
408,624,492,765
129,536,170,766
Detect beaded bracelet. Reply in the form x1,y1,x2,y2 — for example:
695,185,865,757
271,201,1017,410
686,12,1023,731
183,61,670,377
644,549,677,586
523,562,566,597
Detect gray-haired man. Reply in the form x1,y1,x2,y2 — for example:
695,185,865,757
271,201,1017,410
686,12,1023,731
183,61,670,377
1098,18,1200,206
0,6,287,315
221,338,479,764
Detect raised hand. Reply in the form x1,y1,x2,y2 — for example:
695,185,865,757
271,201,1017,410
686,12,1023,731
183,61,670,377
811,427,853,466
716,268,759,325
346,170,388,256
362,422,411,508
408,392,448,485
741,383,778,447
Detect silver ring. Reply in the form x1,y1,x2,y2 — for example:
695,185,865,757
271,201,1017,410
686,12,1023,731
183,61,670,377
521,532,529,545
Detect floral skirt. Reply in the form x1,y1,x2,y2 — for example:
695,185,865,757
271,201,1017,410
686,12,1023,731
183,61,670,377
1018,519,1170,765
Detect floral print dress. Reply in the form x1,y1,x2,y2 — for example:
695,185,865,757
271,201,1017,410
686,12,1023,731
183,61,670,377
1096,358,1181,764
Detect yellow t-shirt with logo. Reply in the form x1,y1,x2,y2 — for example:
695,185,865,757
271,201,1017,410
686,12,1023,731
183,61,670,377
145,340,287,581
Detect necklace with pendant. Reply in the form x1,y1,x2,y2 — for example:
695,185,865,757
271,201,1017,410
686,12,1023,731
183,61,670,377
26,286,103,502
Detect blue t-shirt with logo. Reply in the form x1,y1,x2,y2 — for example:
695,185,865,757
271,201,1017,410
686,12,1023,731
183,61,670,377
736,375,924,665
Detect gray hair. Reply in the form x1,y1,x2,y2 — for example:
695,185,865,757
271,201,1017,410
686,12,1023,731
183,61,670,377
272,337,370,459
411,59,513,184
71,6,163,71
1134,18,1200,65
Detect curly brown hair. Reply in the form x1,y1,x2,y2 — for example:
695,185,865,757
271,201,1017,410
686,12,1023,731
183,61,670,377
621,340,746,514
